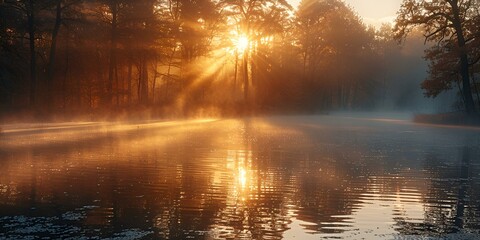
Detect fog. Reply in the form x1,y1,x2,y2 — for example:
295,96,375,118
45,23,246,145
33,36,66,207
1,0,480,238
1,0,478,123
1,115,480,239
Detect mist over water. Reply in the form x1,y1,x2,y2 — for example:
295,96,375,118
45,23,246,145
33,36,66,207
1,0,480,238
1,115,479,239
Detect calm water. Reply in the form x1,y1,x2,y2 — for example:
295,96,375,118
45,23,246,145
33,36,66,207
1,115,480,239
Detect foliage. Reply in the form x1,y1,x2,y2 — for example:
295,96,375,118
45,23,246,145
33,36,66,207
394,0,480,112
295,0,380,109
0,0,448,119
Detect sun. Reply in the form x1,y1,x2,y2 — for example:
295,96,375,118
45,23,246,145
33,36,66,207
234,35,249,52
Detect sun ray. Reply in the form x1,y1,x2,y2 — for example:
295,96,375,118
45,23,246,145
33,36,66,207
233,35,249,53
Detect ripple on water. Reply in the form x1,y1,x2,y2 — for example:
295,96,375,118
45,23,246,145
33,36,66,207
1,116,480,239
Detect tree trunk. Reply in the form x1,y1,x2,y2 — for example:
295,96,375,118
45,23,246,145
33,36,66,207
127,59,132,105
164,47,176,102
115,62,119,106
152,58,158,104
472,69,480,105
137,63,142,104
27,0,36,107
141,58,149,105
243,46,249,102
107,3,118,106
250,42,256,89
63,28,70,109
95,47,103,109
234,50,238,93
46,0,62,111
451,0,476,113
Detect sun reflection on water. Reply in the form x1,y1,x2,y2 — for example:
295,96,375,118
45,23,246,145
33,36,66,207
238,167,247,190
1,117,480,239
226,149,253,203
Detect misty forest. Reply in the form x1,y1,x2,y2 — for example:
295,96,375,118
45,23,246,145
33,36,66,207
1,0,480,239
1,0,479,120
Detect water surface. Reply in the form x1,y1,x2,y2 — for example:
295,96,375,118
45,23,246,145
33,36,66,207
1,115,480,239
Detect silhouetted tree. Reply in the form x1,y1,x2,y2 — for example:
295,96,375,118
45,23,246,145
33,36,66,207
0,0,461,119
221,0,291,103
395,0,480,113
1,0,45,107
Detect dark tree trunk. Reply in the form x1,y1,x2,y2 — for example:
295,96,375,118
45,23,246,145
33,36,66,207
152,57,158,104
27,0,36,107
140,58,149,105
115,62,119,106
107,3,118,106
451,0,476,113
137,63,141,104
127,60,132,105
63,28,70,109
47,0,63,110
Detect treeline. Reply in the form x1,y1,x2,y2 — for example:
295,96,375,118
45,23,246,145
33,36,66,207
1,0,477,120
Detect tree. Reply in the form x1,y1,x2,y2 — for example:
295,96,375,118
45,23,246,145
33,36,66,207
0,0,435,118
221,0,292,102
97,0,126,105
1,0,44,107
394,0,480,113
44,0,83,110
158,0,222,101
295,0,379,110
0,2,26,109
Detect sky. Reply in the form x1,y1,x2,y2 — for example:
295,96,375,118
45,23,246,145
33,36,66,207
288,0,403,28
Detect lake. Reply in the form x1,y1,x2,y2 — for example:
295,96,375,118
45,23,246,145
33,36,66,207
1,114,480,239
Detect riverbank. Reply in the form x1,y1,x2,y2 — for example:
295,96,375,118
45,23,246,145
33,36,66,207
414,112,480,126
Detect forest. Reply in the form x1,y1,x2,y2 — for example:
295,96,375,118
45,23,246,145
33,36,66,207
1,0,480,120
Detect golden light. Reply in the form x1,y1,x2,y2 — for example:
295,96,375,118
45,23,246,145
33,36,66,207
238,166,247,189
234,35,249,52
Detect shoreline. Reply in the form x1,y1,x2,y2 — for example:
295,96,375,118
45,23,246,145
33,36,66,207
414,112,480,127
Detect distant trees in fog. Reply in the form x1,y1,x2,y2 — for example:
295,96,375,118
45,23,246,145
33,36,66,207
1,0,478,119
295,0,380,110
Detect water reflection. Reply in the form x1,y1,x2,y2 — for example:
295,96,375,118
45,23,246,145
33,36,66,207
0,116,480,239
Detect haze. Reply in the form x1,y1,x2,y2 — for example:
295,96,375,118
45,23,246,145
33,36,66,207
288,0,403,27
1,0,480,239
